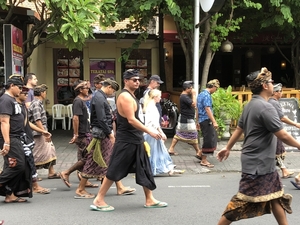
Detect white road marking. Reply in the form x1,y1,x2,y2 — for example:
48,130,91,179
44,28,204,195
168,185,210,188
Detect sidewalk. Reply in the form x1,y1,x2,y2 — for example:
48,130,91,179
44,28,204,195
1,129,300,176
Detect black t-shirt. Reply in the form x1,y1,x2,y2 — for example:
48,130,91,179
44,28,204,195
180,94,195,119
72,97,90,134
0,94,25,138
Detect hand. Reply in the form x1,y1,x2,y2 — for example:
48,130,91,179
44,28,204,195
69,135,77,144
149,130,162,140
213,121,218,129
216,148,230,162
44,136,52,142
109,134,115,145
42,131,52,139
196,123,200,131
0,149,8,156
295,123,300,129
0,145,9,156
161,132,167,141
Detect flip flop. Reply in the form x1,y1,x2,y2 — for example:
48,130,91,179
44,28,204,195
33,188,51,194
144,201,168,208
168,151,179,156
90,204,115,212
200,162,214,168
4,197,27,203
282,174,293,179
85,183,99,188
74,194,95,199
59,173,71,188
290,181,300,190
118,187,136,195
48,173,61,179
194,155,202,160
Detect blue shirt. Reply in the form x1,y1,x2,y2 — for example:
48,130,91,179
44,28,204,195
197,89,213,123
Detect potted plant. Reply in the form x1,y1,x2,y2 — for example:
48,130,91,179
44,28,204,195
212,85,243,140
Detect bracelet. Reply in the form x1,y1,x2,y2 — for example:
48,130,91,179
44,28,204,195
4,143,10,146
73,134,79,137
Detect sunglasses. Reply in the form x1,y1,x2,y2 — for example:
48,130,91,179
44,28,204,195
15,85,23,90
20,92,28,95
129,78,141,82
276,90,282,93
266,79,274,84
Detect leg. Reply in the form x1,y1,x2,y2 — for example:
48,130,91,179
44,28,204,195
93,177,114,207
48,165,58,177
276,156,293,178
191,143,202,158
291,173,300,189
200,155,214,168
168,138,178,154
4,193,27,203
143,186,167,207
271,199,288,225
60,160,85,186
75,178,95,198
217,216,232,225
115,181,136,195
32,180,50,194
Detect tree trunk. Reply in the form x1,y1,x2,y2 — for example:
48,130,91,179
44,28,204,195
200,19,213,88
201,37,215,88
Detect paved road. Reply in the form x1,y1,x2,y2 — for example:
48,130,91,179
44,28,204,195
0,173,299,225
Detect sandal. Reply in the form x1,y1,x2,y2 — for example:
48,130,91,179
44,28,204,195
4,197,27,203
33,188,51,194
200,162,214,168
48,172,60,179
168,151,179,156
85,182,99,188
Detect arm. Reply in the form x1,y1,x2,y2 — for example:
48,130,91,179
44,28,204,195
191,88,196,108
216,126,244,161
69,115,79,144
118,92,161,139
29,122,51,138
274,129,300,149
281,116,300,129
0,114,10,156
205,106,218,128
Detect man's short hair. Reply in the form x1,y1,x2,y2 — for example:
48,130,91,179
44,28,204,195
24,73,36,85
93,74,105,84
33,84,48,96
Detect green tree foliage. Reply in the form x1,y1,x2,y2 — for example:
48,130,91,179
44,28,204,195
0,0,101,64
235,0,300,88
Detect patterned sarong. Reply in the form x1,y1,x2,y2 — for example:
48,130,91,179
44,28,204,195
222,171,292,221
173,115,198,144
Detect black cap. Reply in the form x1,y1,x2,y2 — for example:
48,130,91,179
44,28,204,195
149,75,164,84
183,80,194,89
6,76,24,86
123,69,141,79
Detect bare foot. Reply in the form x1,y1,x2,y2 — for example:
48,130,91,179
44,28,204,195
117,187,136,195
60,171,70,183
75,189,95,198
93,198,108,207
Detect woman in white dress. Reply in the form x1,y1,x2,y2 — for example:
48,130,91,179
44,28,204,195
143,89,183,176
